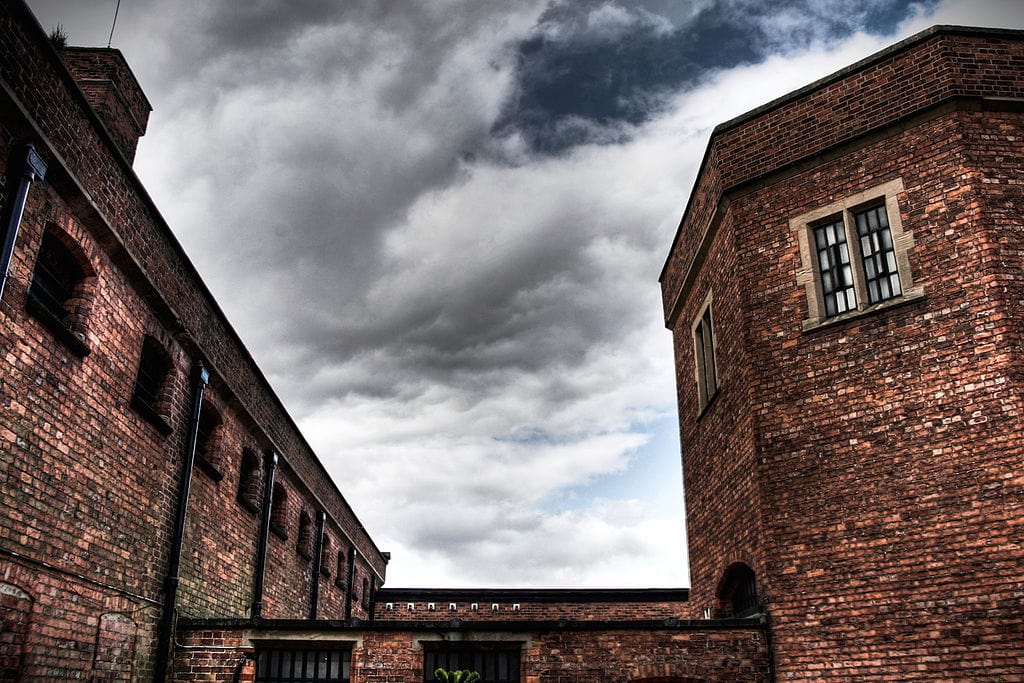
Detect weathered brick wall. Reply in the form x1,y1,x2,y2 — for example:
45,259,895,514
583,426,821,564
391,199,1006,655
0,1,386,585
176,624,771,683
62,47,151,162
0,1,385,678
663,25,1024,681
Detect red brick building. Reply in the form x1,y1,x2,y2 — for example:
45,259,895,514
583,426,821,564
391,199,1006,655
0,2,767,681
4,0,1019,679
661,24,1024,681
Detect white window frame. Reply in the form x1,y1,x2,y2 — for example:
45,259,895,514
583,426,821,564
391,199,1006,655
792,178,924,331
691,292,719,412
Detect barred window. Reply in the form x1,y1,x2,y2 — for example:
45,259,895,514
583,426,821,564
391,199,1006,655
26,229,93,356
255,647,350,683
424,645,521,683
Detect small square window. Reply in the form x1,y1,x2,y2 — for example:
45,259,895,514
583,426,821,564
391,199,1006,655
793,178,923,330
691,294,718,412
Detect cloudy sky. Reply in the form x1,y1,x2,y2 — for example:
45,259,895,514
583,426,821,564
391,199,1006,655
26,0,1024,587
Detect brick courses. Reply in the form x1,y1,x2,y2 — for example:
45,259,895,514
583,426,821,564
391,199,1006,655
661,25,1024,681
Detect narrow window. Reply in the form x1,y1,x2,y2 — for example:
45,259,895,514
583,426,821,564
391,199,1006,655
194,401,223,481
319,534,331,577
361,578,370,610
854,204,902,304
26,229,92,356
814,217,856,317
237,449,261,513
335,550,346,587
131,336,173,434
270,483,289,539
255,647,350,683
297,510,313,560
692,297,718,412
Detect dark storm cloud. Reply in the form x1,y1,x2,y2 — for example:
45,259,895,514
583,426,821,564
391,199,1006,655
496,0,938,152
30,0,1011,587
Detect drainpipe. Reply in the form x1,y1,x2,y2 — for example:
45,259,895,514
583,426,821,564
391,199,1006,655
309,510,326,619
0,143,47,302
251,450,278,621
153,360,209,683
344,546,357,621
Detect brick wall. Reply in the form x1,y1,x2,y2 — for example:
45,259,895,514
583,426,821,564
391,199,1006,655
373,589,689,622
175,622,771,683
662,25,1024,680
0,2,385,679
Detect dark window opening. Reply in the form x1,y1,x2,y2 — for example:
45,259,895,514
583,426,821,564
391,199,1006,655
334,550,346,587
255,647,350,683
131,336,173,434
297,511,313,560
320,534,331,577
720,564,759,619
424,646,521,683
237,449,261,513
360,578,370,611
270,483,289,539
26,230,90,356
193,401,223,481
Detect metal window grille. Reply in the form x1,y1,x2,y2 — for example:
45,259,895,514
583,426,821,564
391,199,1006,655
133,338,170,414
29,231,84,319
854,204,902,304
731,568,758,618
424,647,520,683
814,218,856,317
694,305,716,406
255,648,350,683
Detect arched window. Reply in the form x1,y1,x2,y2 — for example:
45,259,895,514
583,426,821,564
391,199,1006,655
718,563,759,618
297,510,313,560
237,449,261,513
270,483,288,539
131,335,173,434
193,400,223,480
26,228,94,356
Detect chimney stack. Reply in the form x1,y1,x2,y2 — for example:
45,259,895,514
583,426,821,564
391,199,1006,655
63,47,152,163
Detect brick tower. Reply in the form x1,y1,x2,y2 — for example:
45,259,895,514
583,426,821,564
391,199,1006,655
661,26,1024,679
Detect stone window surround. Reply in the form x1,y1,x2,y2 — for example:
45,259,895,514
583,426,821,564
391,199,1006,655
792,177,923,331
690,290,719,414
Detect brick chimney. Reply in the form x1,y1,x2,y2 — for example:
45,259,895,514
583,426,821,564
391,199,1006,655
63,47,152,163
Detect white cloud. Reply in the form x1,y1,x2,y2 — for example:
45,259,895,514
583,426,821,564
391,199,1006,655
23,0,1024,590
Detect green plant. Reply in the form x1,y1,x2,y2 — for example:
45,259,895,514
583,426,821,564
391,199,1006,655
434,669,480,683
48,24,68,51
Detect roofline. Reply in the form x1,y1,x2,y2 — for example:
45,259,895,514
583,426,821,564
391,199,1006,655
179,616,764,634
658,24,1024,283
375,587,689,603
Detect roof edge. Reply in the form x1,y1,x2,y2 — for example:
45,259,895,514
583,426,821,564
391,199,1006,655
658,24,1024,285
